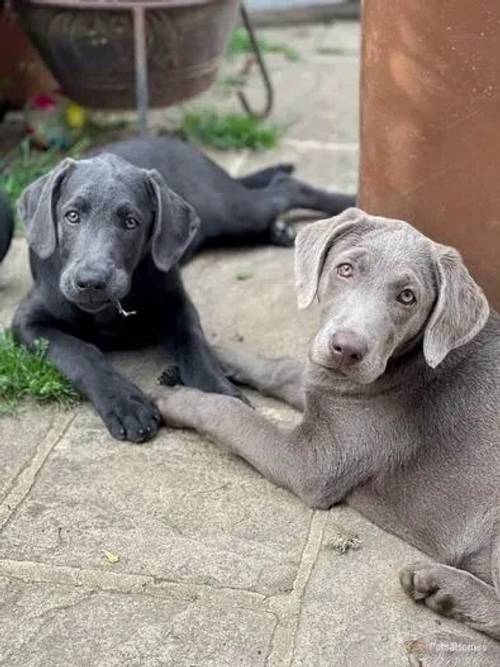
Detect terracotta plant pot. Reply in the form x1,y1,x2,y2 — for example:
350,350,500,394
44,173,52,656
14,0,239,109
359,0,500,309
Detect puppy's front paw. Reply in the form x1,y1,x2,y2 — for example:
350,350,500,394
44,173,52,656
99,383,161,443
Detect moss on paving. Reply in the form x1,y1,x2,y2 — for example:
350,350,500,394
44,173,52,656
178,110,282,151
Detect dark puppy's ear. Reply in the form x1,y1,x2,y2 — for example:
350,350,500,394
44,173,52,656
147,169,200,272
423,245,489,368
295,207,377,309
18,157,76,259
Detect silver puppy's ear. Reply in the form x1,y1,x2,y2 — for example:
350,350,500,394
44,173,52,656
295,207,370,309
423,245,489,368
18,157,76,259
147,169,201,273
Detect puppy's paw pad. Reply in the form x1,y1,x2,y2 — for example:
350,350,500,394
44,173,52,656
400,563,459,618
400,562,439,600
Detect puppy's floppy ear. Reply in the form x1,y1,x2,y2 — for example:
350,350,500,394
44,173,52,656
295,207,374,309
423,245,489,368
18,157,76,259
147,169,200,272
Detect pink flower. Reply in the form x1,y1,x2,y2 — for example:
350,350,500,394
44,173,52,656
32,94,57,110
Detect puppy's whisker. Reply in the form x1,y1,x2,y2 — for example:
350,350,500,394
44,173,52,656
112,299,137,318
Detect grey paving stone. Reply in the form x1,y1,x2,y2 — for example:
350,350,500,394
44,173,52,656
0,397,311,595
0,406,59,503
319,18,361,53
0,576,276,667
291,506,496,666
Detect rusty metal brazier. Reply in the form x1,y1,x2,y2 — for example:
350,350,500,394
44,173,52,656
15,0,239,109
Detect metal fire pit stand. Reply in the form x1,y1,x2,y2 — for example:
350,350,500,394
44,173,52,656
132,1,274,134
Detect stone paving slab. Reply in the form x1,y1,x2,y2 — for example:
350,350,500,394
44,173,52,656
0,575,276,667
292,507,494,666
0,402,311,596
0,407,66,507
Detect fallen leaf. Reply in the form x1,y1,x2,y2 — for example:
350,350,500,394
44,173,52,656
103,549,120,564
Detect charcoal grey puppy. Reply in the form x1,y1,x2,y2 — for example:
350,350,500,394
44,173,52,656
157,208,500,662
13,138,354,443
0,189,13,264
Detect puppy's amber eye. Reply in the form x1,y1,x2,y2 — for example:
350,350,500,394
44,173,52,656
123,216,139,230
397,289,416,306
65,210,80,224
337,262,353,278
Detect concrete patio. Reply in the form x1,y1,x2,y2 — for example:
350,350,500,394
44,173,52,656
0,20,497,667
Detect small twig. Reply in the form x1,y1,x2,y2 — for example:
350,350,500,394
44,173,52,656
112,300,137,318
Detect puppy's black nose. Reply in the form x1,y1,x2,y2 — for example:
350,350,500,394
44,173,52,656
75,270,108,292
331,332,368,366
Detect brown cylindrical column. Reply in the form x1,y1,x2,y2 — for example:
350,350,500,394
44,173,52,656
359,1,500,308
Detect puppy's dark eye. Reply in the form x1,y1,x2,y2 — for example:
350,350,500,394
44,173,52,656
337,262,353,278
123,216,139,230
397,289,416,306
65,210,80,224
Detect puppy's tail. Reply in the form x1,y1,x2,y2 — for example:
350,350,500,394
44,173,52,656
0,189,14,264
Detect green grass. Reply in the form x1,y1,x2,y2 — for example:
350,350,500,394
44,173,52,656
178,110,282,151
226,28,300,62
0,331,79,414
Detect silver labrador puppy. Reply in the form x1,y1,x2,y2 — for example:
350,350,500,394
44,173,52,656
157,208,500,661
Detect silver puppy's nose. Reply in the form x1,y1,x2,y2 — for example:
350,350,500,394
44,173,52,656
331,331,368,366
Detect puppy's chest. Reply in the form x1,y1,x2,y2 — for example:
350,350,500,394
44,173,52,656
322,392,423,454
83,306,157,348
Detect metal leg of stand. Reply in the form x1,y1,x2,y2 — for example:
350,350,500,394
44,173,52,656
237,3,274,119
133,5,149,135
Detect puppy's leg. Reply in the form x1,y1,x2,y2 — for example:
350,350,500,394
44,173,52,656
260,174,357,217
400,561,500,640
210,176,356,250
237,164,294,189
13,304,160,443
156,387,316,502
244,175,356,247
216,345,305,410
162,291,244,400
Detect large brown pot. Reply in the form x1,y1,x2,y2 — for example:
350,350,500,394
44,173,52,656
359,1,500,309
15,0,238,109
